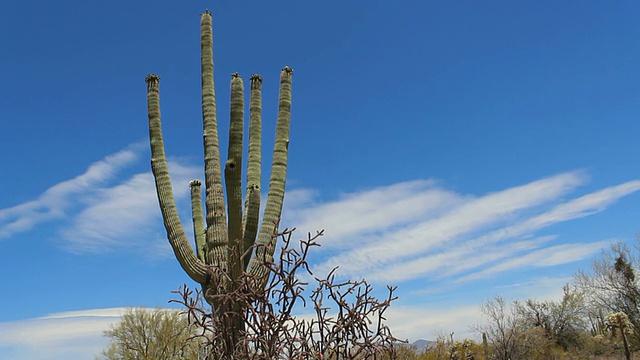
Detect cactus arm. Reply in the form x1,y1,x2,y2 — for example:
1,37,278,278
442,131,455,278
242,74,263,270
200,11,229,271
225,73,244,281
248,66,293,282
146,74,208,284
189,180,207,263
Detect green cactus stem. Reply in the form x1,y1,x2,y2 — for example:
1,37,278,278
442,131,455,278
242,74,263,270
146,10,294,307
226,72,244,283
200,10,228,279
146,74,209,285
248,66,293,287
189,180,206,263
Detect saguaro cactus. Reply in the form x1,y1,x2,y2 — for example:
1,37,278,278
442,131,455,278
144,9,293,339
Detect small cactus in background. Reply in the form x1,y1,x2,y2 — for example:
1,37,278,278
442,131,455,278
605,311,634,360
482,332,489,359
145,9,293,349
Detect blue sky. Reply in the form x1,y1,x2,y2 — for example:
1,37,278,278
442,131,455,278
1,1,640,358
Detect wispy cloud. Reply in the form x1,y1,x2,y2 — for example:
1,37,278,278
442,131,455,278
2,306,463,358
0,308,125,360
0,144,143,239
59,160,199,255
284,171,640,285
385,304,482,341
3,143,638,292
455,240,612,283
283,180,469,248
0,143,201,256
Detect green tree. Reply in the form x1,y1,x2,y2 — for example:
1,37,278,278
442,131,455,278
574,241,640,346
477,295,552,360
99,308,203,360
518,285,587,350
145,9,293,354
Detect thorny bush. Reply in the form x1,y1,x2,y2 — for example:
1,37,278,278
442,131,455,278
171,228,404,359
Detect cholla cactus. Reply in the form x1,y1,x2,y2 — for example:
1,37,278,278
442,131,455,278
605,312,634,360
482,332,489,360
145,9,293,351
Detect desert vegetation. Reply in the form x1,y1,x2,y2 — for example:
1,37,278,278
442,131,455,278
388,241,640,360
101,238,640,359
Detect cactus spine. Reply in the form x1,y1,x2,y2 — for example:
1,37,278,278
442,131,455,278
145,9,293,324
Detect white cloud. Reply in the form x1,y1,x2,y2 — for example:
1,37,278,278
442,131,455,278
385,304,482,341
282,171,640,285
0,143,201,256
387,235,558,283
5,143,634,288
0,305,476,358
40,308,127,319
284,180,468,248
0,144,143,239
494,276,575,301
60,160,200,255
0,308,125,360
456,240,612,283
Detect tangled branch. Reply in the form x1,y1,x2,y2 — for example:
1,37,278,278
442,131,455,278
170,229,403,359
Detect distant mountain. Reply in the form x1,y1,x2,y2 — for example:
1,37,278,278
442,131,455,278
412,339,435,351
397,339,436,352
